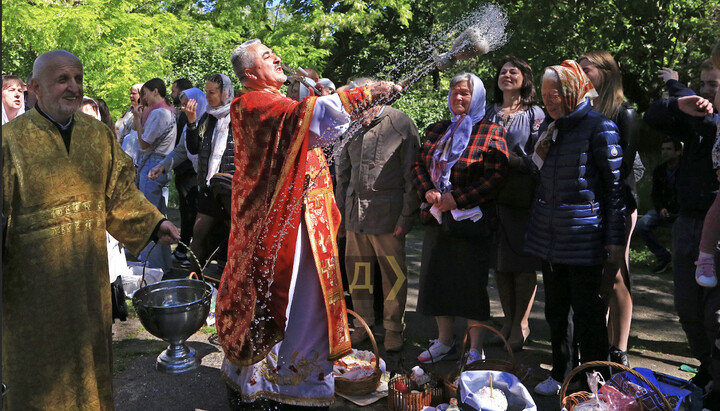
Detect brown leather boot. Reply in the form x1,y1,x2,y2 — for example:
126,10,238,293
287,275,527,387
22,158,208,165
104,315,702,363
384,330,403,352
350,326,370,346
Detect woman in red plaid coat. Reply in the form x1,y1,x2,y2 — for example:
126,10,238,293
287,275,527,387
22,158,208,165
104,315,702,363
412,72,509,365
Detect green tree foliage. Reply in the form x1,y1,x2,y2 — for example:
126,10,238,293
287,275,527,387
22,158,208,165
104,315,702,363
2,0,200,117
162,31,238,91
2,0,718,122
493,0,720,111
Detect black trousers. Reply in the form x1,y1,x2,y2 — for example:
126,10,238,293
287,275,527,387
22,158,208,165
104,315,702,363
542,262,609,382
175,184,198,254
227,386,329,411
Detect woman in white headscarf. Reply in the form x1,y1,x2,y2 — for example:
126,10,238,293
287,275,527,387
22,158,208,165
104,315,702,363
184,73,235,273
412,72,509,365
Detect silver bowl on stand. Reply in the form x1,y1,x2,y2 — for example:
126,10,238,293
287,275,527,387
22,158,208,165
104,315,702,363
131,243,214,374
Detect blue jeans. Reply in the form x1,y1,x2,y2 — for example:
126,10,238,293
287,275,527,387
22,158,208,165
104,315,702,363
137,154,172,272
636,209,675,259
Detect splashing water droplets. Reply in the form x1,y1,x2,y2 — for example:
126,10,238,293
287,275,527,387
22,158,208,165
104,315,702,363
321,3,509,167
242,3,509,352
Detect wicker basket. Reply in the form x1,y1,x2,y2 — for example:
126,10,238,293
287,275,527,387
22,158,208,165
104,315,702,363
334,309,382,396
560,361,673,410
388,375,444,411
443,323,527,401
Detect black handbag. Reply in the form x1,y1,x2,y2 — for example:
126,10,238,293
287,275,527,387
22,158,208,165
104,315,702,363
208,173,233,219
441,209,492,240
495,168,538,209
111,276,128,322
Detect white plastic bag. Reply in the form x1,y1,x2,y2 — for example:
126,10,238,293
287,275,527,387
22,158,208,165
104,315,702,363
459,370,536,411
121,130,140,165
127,263,164,285
206,286,217,326
107,232,131,282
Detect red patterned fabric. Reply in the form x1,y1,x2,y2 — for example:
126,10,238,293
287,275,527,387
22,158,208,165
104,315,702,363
217,87,369,366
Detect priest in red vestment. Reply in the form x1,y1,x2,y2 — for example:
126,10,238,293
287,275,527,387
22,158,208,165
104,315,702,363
216,39,401,409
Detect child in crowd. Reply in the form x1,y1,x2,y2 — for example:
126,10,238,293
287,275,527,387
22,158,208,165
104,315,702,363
695,40,720,287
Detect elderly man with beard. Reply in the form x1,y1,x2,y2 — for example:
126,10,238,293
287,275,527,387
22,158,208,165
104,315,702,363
2,50,180,410
217,39,400,410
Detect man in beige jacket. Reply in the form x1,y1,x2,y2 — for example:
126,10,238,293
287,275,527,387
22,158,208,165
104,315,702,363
335,78,421,351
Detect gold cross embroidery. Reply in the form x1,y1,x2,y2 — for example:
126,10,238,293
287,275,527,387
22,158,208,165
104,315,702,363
320,258,336,281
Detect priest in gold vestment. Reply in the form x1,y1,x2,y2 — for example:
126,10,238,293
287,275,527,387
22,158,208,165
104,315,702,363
2,50,179,410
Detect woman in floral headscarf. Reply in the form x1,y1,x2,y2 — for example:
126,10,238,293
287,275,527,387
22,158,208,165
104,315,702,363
412,72,509,365
525,60,625,396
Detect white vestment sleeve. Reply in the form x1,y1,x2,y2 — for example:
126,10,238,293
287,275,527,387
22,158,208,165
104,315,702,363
308,94,351,148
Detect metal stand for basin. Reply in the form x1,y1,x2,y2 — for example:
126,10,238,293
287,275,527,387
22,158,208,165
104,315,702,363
157,342,200,374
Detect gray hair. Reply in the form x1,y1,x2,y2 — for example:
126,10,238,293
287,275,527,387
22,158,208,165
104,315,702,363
231,38,262,83
542,68,560,83
450,72,474,90
317,78,336,91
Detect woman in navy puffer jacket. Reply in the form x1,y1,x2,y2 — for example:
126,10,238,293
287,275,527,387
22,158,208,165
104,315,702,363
526,60,626,396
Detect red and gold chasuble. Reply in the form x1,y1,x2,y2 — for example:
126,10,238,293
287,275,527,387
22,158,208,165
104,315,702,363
217,87,371,366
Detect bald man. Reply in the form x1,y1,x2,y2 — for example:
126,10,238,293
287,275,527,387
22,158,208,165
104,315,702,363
2,50,179,410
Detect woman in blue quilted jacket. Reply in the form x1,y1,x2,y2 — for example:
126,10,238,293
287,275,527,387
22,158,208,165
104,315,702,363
526,60,626,396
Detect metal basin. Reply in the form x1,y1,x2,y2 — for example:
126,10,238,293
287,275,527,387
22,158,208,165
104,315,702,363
132,278,213,373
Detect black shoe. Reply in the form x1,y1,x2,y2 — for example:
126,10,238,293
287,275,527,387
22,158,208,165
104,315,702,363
690,366,712,393
609,346,629,367
703,390,720,411
172,250,188,262
652,255,672,274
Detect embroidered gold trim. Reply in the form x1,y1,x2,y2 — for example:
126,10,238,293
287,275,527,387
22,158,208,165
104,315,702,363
223,373,335,407
268,96,316,212
15,199,104,228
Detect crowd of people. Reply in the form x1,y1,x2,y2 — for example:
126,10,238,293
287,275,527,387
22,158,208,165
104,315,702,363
2,38,719,410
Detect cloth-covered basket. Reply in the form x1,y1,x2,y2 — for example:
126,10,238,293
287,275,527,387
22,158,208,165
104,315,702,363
444,323,528,401
334,310,382,396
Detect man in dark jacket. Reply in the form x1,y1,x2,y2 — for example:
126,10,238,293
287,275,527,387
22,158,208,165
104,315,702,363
636,137,682,274
643,59,719,398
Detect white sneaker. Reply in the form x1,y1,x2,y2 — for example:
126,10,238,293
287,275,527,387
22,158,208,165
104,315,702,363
417,339,456,364
465,348,485,365
534,376,562,396
695,255,717,288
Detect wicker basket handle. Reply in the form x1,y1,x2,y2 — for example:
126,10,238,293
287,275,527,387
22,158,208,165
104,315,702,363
559,360,673,411
459,323,515,372
346,309,381,373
